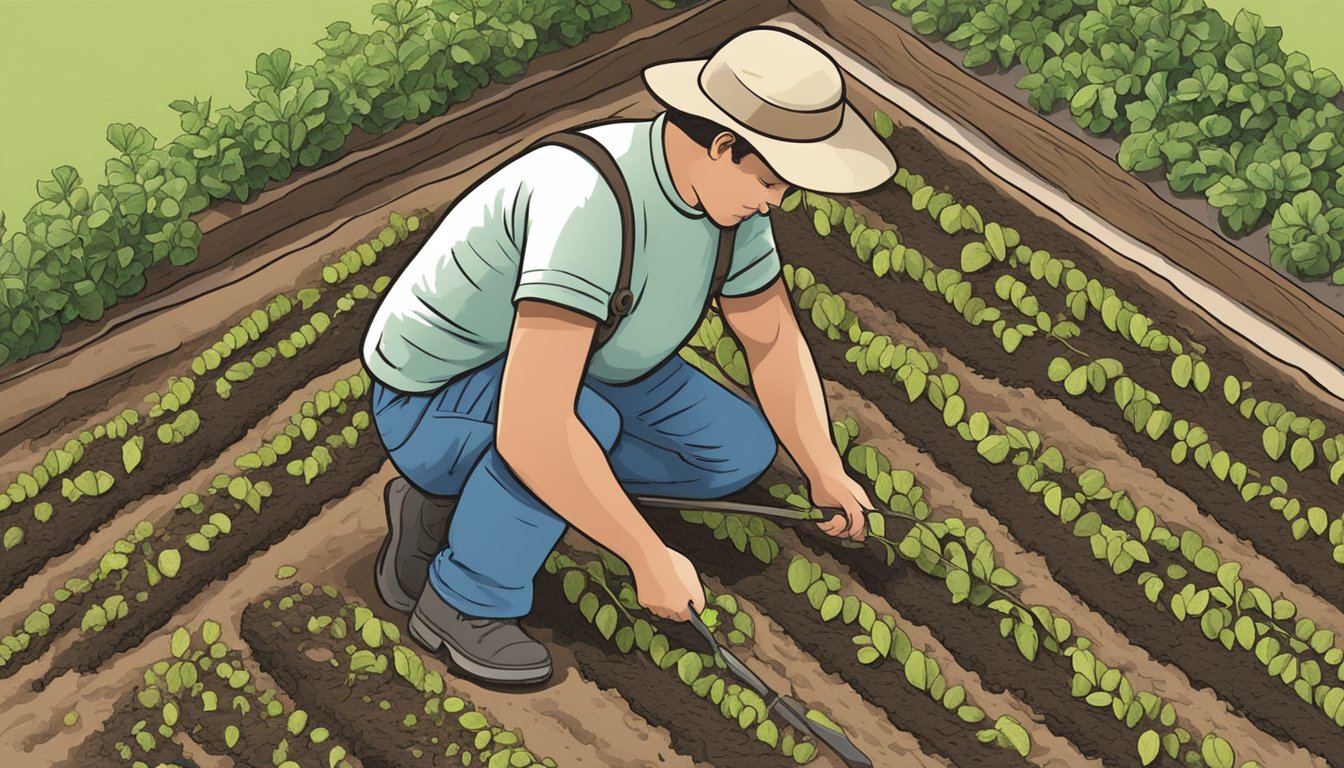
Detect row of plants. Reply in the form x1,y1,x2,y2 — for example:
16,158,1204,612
0,363,371,680
752,228,1338,758
790,171,1344,576
698,313,1252,768
0,211,417,589
684,307,1274,766
0,0,634,369
543,542,829,763
75,369,372,654
886,0,1344,283
243,582,555,767
878,131,1344,493
83,617,354,767
777,190,1344,736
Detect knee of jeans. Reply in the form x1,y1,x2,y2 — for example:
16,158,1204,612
576,387,622,451
726,403,776,490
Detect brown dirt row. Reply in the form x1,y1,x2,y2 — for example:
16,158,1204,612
242,587,558,768
817,375,1323,768
678,353,1112,768
640,489,1046,768
843,129,1344,604
695,571,953,768
62,690,189,767
526,552,806,767
16,401,385,688
0,362,363,764
854,178,1344,501
779,228,1343,759
562,531,951,767
834,284,1344,647
848,182,1344,597
0,236,410,600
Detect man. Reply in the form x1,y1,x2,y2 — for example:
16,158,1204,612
361,27,896,687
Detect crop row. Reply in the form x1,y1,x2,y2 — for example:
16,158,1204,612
0,210,419,597
74,617,353,768
682,306,1269,766
244,583,555,767
872,117,1344,495
772,192,1344,745
543,541,831,764
886,0,1344,283
0,362,375,684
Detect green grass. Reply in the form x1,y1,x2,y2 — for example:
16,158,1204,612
1203,0,1344,78
0,0,374,226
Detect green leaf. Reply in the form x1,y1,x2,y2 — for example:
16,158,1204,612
961,242,992,272
170,627,191,658
1264,426,1287,460
122,436,144,474
996,717,1031,757
158,549,181,578
787,557,814,594
873,110,894,139
562,570,585,603
595,604,618,640
1138,729,1160,765
677,651,703,684
1064,366,1089,396
1291,438,1315,470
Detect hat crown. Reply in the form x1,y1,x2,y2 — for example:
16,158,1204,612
698,29,845,142
709,30,842,112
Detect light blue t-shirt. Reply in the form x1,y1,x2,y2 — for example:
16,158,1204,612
362,111,782,393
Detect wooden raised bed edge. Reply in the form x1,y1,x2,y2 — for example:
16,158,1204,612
0,0,788,443
787,0,1344,386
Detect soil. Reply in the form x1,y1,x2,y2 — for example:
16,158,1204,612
777,216,1341,759
23,406,385,688
0,238,410,600
62,687,189,767
694,571,956,768
815,375,1326,768
857,118,1344,491
525,547,801,768
641,495,1051,768
242,588,509,768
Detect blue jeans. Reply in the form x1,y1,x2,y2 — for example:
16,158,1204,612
370,352,777,618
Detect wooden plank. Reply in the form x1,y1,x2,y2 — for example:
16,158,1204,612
0,0,787,440
787,0,1344,377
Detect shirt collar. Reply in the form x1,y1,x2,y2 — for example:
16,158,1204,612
650,111,705,219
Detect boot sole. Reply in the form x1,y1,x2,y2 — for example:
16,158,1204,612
408,611,552,685
374,478,417,613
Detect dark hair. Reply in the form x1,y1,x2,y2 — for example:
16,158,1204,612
664,107,760,165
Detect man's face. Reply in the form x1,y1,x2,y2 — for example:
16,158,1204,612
700,132,794,227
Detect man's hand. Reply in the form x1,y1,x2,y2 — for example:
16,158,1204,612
808,468,871,541
632,545,706,622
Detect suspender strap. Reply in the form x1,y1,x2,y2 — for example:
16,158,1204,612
522,128,739,351
523,132,635,350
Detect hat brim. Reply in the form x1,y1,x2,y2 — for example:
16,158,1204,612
642,60,898,195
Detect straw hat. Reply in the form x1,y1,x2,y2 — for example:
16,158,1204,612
642,27,897,195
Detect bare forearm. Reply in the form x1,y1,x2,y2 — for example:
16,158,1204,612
743,325,844,481
499,416,663,569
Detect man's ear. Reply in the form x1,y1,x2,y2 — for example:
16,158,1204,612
710,131,737,161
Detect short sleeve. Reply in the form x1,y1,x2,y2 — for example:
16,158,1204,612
719,212,781,297
510,147,624,323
